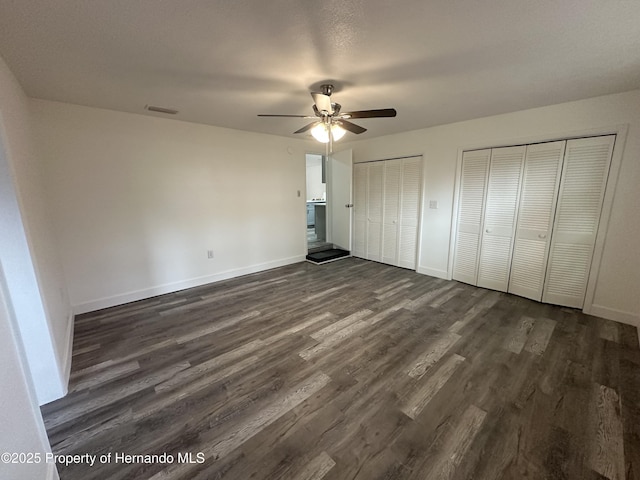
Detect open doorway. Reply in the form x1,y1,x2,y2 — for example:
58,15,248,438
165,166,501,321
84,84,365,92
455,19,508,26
305,153,331,253
305,150,353,263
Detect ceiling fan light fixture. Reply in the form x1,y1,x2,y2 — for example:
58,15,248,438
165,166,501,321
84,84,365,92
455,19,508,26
331,124,346,141
311,123,330,143
310,123,346,143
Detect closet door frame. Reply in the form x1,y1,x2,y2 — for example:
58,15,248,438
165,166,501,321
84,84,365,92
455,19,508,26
448,124,628,317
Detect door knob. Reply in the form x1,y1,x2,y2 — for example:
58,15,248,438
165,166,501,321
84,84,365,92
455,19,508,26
486,229,492,233
538,234,547,239
345,203,354,208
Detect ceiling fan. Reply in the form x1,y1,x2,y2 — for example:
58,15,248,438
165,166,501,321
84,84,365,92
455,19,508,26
258,84,397,145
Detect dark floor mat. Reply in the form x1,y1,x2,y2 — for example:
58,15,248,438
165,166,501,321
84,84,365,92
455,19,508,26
305,248,351,264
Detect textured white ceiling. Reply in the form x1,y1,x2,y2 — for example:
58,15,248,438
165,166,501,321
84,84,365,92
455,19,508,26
1,0,640,141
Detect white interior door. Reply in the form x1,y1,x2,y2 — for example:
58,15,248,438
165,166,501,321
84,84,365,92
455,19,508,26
329,149,353,252
366,162,384,261
508,141,565,301
477,145,525,292
452,149,491,285
398,157,421,269
543,135,615,308
382,159,401,265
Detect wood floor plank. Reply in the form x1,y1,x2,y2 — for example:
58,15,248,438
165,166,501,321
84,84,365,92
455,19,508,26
406,282,457,311
598,319,621,344
406,331,461,378
448,291,500,334
429,287,465,308
423,404,487,480
375,282,414,301
589,384,625,480
69,360,140,393
400,353,465,420
373,277,411,295
504,316,535,354
309,309,373,341
175,310,261,343
523,317,557,355
292,451,336,480
154,339,262,393
301,285,348,303
619,356,640,480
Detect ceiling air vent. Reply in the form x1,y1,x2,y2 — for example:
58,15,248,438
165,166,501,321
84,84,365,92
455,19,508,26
145,105,178,115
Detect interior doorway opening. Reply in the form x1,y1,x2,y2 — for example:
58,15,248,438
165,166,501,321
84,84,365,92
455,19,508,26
304,150,353,264
305,153,331,253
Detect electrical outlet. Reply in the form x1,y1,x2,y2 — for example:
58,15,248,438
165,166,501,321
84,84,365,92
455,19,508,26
207,250,214,259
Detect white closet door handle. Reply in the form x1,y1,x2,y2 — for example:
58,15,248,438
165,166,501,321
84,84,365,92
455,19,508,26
392,220,397,224
485,228,492,233
538,234,547,239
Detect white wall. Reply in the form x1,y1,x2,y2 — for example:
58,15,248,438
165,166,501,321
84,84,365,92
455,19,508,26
0,264,58,480
30,100,309,313
345,90,640,326
0,55,70,404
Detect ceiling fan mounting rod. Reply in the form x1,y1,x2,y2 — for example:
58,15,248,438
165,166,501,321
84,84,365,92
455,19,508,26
321,84,334,96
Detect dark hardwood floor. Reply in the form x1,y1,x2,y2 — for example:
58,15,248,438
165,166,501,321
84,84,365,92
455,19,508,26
41,258,640,480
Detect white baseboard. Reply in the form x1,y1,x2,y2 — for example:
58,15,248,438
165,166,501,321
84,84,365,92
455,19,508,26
416,266,450,280
588,304,640,328
59,311,74,395
73,255,306,315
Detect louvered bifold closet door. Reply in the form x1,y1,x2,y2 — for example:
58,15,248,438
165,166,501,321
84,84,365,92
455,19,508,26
398,157,421,269
452,149,491,285
477,146,525,291
382,160,401,265
366,162,384,262
508,141,565,301
542,135,615,308
352,163,367,259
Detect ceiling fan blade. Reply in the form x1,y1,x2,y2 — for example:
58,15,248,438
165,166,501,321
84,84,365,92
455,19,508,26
311,92,334,114
337,120,367,134
257,114,315,118
293,122,319,134
340,108,397,119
